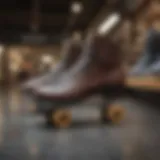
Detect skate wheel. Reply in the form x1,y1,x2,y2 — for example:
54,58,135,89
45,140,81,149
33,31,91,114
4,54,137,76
52,109,72,128
107,104,125,124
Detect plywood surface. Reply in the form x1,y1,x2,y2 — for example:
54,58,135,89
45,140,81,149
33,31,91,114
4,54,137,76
126,76,160,91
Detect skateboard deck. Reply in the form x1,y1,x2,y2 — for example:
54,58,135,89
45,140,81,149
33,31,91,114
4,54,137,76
126,76,160,91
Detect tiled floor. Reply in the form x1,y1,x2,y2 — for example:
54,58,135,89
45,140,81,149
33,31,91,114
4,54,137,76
0,89,160,160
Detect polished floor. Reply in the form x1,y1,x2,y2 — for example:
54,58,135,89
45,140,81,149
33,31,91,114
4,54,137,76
0,88,160,160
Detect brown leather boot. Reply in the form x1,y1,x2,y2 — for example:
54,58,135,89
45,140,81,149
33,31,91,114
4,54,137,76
22,39,82,92
35,36,126,100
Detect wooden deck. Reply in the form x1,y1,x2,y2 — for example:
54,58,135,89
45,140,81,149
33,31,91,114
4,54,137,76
126,76,160,91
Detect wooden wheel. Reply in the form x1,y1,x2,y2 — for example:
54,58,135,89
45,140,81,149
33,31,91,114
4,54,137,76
107,104,125,124
52,109,72,128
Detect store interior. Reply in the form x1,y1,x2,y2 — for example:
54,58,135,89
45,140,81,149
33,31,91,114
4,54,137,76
0,0,159,160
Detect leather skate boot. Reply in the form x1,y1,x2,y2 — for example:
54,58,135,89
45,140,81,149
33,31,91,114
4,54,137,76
35,35,126,101
22,39,83,93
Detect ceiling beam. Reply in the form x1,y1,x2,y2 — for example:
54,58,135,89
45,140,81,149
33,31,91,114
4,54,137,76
0,11,67,26
31,0,41,32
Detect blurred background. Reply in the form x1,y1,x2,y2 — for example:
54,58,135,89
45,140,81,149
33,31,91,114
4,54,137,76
0,0,158,86
0,0,160,160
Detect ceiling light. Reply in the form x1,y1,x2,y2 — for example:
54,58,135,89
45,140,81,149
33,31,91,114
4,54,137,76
97,13,121,35
71,2,83,14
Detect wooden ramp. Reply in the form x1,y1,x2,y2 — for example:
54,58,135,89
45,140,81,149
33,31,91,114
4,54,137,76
126,76,160,91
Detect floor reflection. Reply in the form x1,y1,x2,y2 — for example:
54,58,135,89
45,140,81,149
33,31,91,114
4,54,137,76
0,89,160,160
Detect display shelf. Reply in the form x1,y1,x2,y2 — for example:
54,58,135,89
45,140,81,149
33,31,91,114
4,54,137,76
126,76,160,91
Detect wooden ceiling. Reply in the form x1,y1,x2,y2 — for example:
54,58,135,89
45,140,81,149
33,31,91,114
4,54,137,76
0,0,108,36
0,0,150,44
